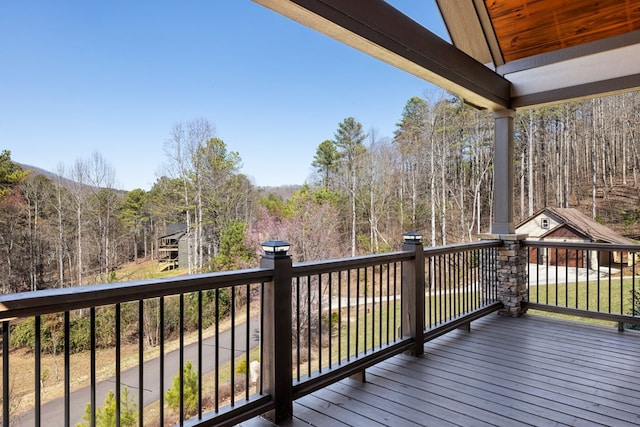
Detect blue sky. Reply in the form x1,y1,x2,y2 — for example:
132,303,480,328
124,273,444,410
1,1,448,190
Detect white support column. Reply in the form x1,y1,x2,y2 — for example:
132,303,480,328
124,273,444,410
489,110,528,316
492,109,516,234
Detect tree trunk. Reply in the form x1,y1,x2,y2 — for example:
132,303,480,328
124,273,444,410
351,172,356,257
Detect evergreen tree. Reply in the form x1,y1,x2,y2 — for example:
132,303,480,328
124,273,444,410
312,139,339,189
334,117,367,256
166,360,199,419
78,387,137,427
0,150,28,198
210,220,254,271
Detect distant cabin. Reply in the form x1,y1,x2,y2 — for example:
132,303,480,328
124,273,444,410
516,207,637,269
158,224,189,271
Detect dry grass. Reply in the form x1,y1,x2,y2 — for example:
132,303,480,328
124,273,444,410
102,258,187,282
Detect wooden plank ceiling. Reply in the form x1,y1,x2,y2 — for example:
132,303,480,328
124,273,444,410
487,0,640,62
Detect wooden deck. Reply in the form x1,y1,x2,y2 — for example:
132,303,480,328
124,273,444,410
242,314,640,426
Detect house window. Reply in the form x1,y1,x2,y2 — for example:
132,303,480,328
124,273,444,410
541,218,550,229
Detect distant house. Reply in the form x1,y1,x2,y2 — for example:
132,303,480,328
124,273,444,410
516,207,636,269
158,224,189,271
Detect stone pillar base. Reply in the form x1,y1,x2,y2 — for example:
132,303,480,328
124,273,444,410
480,233,529,317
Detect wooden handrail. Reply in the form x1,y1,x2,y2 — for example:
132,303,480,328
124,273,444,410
0,268,273,321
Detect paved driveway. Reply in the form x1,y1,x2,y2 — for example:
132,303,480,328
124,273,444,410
16,317,260,427
527,263,611,286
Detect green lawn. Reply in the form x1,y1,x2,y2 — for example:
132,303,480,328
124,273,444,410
528,277,639,326
297,290,487,375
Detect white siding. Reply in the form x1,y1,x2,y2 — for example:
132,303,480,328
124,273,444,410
515,212,562,239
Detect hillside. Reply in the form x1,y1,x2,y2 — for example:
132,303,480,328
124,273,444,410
593,180,640,240
17,162,120,193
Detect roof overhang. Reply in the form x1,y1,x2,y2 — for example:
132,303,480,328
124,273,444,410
438,0,640,109
253,0,640,111
502,30,640,108
253,0,510,110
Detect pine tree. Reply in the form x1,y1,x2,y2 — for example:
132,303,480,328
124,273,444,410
78,387,137,427
165,360,199,419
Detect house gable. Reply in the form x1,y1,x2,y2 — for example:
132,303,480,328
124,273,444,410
540,223,590,242
515,209,564,238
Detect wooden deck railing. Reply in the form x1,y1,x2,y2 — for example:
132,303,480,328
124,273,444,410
0,239,502,427
523,241,640,329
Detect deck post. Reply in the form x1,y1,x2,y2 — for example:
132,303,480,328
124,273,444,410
402,233,425,356
260,243,293,422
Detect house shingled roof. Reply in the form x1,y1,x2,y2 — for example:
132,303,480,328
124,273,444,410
159,224,188,240
542,207,634,245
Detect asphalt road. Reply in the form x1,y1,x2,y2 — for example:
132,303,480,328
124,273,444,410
15,317,261,427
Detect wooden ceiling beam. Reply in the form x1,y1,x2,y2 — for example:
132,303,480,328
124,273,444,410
253,0,511,110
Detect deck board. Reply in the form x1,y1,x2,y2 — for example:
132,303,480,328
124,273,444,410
241,314,640,426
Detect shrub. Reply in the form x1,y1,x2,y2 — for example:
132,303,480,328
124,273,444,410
236,359,247,375
165,360,199,419
626,288,640,330
69,314,91,352
77,386,137,427
9,319,35,349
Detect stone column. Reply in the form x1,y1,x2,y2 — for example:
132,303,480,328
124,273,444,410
481,233,529,317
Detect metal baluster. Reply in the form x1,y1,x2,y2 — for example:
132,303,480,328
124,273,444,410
214,290,219,412
307,275,311,375
89,309,95,427
338,271,342,365
363,267,368,354
64,311,70,427
318,274,322,371
3,321,9,427
347,270,351,361
198,291,203,417
139,300,144,425
259,282,265,394
159,297,165,424
35,316,41,427
115,305,121,427
245,284,250,401
328,272,332,367
230,288,236,407
295,277,301,381
179,294,184,425
356,268,360,356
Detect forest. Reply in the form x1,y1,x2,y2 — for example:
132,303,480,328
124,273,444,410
1,90,639,295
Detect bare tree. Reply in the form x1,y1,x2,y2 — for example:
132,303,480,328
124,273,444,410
360,132,396,253
68,158,88,286
86,152,118,282
54,164,67,287
163,120,216,273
